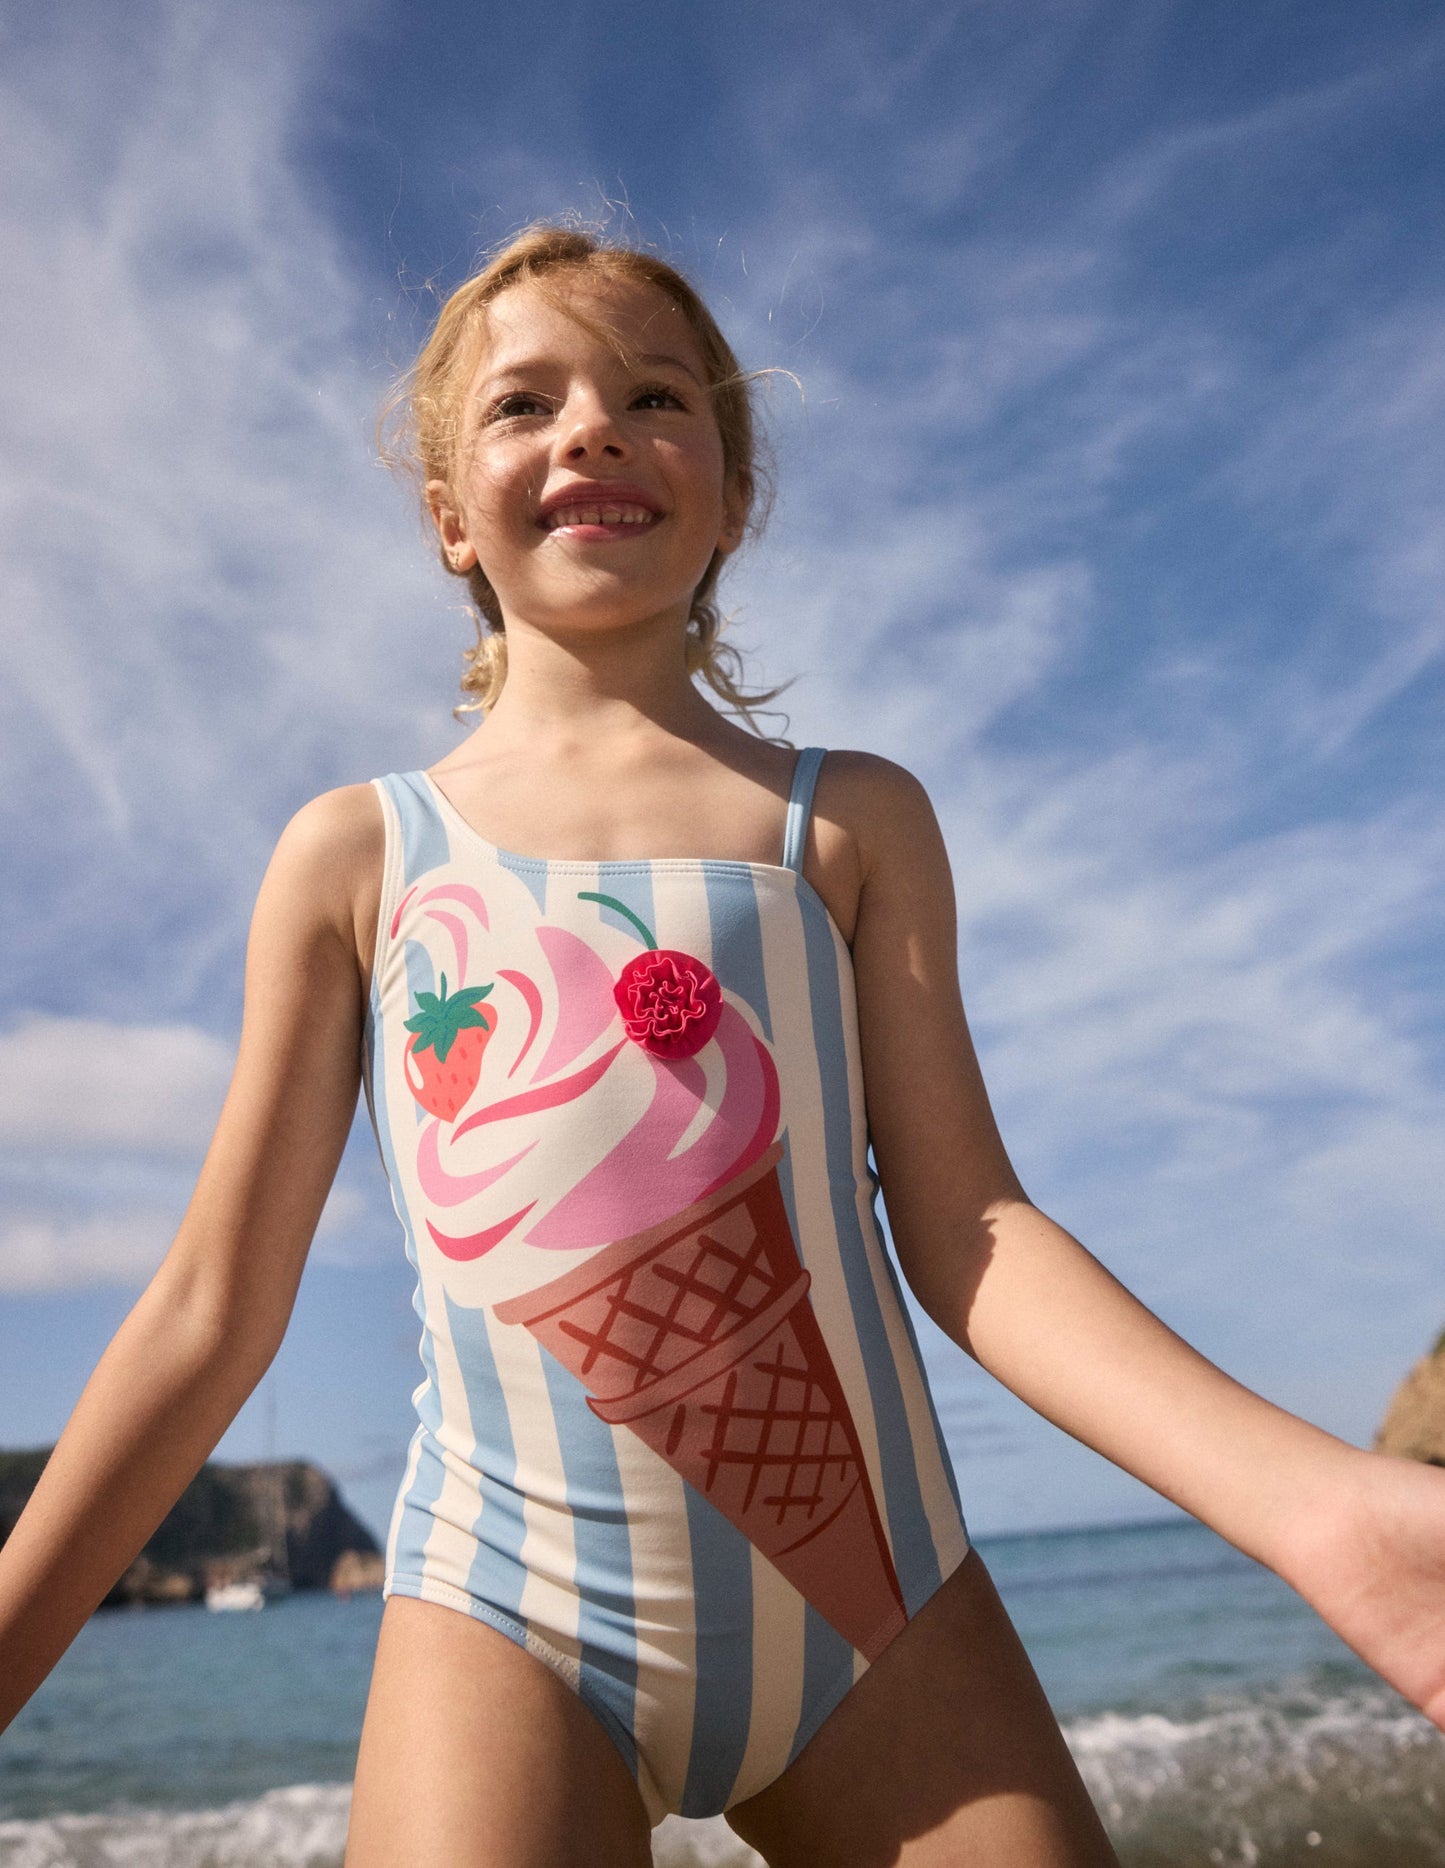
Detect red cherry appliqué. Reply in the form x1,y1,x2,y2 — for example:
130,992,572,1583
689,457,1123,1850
578,891,723,1059
614,948,722,1058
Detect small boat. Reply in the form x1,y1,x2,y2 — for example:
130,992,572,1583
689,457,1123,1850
205,1578,265,1613
205,1569,291,1612
205,1374,294,1613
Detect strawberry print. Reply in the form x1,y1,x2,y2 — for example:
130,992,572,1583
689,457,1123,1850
403,972,496,1121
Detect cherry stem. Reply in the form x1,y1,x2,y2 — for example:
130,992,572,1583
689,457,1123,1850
577,890,656,951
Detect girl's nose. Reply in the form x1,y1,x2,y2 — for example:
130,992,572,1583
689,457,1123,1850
558,392,627,462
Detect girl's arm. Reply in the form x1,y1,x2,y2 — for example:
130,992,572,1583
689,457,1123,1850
0,786,380,1733
840,753,1445,1728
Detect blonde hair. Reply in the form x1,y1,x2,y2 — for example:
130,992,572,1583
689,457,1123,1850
379,221,794,738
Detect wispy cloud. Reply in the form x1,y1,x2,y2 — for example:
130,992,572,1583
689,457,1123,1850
0,0,456,1002
0,1211,185,1295
0,1181,367,1295
0,1016,234,1156
1219,303,1445,754
0,1013,367,1292
0,0,446,1289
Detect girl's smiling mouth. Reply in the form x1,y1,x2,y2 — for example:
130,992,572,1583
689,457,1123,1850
536,482,664,540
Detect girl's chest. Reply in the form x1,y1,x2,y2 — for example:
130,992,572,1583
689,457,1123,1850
423,758,866,941
374,847,849,1049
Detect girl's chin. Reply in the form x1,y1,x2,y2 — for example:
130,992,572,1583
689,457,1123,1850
493,588,702,632
491,564,713,623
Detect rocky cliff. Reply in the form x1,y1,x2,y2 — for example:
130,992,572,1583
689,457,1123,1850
1375,1330,1445,1466
0,1451,383,1606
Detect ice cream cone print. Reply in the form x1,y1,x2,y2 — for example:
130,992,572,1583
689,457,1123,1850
493,1138,907,1659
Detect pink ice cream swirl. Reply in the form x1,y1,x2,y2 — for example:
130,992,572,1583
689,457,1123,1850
416,886,779,1260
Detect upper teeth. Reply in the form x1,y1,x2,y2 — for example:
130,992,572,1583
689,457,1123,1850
545,505,654,529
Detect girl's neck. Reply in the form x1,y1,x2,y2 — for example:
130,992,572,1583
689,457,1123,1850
475,608,728,755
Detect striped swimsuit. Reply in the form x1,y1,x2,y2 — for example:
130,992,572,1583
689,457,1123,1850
362,747,970,1824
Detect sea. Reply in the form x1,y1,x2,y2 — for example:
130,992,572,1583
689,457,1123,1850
1,1518,1440,1867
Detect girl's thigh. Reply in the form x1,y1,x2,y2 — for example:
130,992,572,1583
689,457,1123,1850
724,1547,1120,1868
344,1594,653,1868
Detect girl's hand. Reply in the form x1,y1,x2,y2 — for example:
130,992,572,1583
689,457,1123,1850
1277,1448,1445,1731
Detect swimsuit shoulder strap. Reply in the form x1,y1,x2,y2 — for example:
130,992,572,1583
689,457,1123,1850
781,746,827,874
372,771,453,885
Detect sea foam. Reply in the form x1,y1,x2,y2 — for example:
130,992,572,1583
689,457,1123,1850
1,1687,1439,1868
1067,1683,1445,1867
0,1783,351,1868
0,1787,759,1868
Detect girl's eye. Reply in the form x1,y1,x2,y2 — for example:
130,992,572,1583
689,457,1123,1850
488,392,550,421
633,385,686,411
483,383,686,423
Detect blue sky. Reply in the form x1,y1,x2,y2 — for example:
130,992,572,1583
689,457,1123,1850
1,0,1442,1541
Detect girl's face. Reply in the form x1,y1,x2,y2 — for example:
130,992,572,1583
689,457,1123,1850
430,275,748,637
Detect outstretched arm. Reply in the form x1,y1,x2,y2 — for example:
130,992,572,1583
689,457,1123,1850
0,785,381,1733
838,752,1445,1730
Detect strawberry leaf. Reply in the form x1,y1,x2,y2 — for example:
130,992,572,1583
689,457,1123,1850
404,974,496,1062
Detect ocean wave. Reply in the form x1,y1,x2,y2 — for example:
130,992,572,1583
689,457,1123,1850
0,1784,351,1868
0,1790,756,1868
1066,1683,1445,1866
2,1687,1440,1868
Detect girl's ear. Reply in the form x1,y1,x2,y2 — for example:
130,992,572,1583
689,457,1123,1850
717,468,752,556
426,479,478,572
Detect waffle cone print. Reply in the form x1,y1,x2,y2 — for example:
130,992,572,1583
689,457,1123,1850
494,1134,908,1659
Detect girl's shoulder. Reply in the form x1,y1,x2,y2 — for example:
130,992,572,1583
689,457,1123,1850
266,780,386,996
814,746,928,813
795,747,940,948
278,780,386,882
814,746,939,868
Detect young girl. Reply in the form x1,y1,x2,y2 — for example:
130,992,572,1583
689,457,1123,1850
1,224,1442,1868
